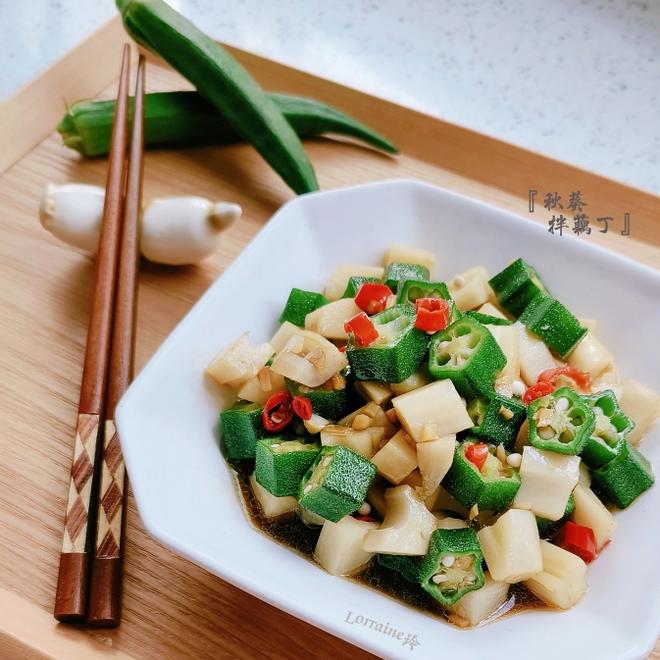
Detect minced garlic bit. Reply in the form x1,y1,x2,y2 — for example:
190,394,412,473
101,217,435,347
331,372,346,391
352,413,372,431
496,443,507,464
506,452,522,468
499,405,514,421
468,503,479,520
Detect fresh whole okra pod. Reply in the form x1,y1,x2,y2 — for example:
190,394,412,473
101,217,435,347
117,0,318,194
57,91,397,158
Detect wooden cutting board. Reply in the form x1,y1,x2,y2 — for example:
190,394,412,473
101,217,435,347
0,16,657,660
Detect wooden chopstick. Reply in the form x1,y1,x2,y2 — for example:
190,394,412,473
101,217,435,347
87,54,146,628
54,44,132,623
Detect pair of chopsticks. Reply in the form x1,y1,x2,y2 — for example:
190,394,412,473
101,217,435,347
54,45,145,628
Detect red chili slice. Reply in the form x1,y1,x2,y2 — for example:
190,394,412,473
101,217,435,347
292,395,313,420
353,515,377,523
465,443,489,471
262,391,294,432
355,283,393,315
557,521,597,563
538,366,590,393
414,298,451,333
523,381,556,405
344,312,379,347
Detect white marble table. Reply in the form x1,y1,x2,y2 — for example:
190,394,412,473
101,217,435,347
1,0,658,192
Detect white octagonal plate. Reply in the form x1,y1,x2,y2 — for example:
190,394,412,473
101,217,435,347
117,180,660,660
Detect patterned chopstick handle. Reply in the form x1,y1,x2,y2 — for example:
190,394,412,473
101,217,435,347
54,413,101,621
87,419,126,627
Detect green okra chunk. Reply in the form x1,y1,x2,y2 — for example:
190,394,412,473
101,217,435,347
285,378,348,420
396,279,449,304
464,311,511,326
220,401,271,460
418,528,485,606
384,263,430,292
396,279,462,322
581,390,635,469
376,553,423,583
442,440,521,511
298,445,377,522
593,440,654,509
341,276,381,298
467,395,527,447
255,439,321,496
279,288,328,327
518,295,587,358
536,494,575,538
346,304,428,383
488,258,550,317
527,387,595,455
428,316,506,398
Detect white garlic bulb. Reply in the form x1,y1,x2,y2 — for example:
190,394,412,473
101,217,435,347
39,183,241,265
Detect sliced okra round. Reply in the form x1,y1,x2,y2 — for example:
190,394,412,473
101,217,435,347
442,439,521,511
527,387,595,455
428,316,506,398
581,390,635,468
418,528,485,606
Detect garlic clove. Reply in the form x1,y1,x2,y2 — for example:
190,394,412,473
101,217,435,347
39,182,105,252
140,196,241,266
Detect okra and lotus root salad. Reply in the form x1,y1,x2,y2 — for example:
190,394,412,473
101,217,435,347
206,247,659,627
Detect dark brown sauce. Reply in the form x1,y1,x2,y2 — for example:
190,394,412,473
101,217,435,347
234,465,548,628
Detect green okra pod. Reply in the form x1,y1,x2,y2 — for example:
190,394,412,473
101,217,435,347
117,0,318,194
58,92,397,158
